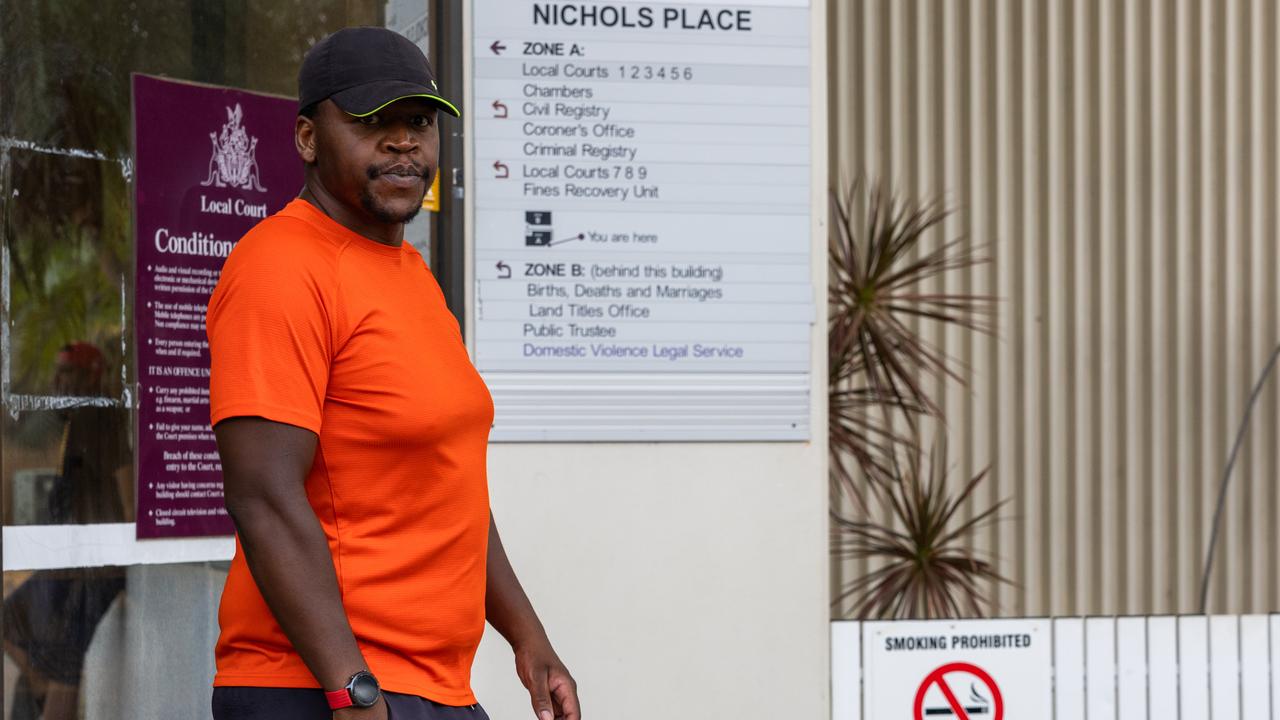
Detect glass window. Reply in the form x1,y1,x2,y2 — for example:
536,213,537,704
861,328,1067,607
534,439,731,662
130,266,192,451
3,562,229,720
3,147,134,526
2,0,414,529
2,2,431,717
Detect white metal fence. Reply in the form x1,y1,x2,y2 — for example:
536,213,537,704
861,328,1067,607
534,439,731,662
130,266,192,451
832,615,1280,719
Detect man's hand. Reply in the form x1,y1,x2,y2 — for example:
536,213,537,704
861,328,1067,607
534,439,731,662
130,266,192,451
515,640,580,720
333,696,388,720
486,515,580,719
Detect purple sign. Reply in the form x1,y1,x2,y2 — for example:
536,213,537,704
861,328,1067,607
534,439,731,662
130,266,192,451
133,75,301,538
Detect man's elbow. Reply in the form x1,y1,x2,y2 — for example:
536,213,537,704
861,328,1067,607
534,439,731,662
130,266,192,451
222,477,298,532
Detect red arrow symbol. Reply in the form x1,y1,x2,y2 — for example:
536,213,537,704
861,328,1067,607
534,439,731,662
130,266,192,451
492,100,509,119
493,161,509,179
490,40,507,55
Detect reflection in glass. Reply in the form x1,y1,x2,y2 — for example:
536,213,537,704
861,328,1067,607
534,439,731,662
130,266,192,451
3,566,126,720
3,563,229,719
4,342,133,527
6,149,130,399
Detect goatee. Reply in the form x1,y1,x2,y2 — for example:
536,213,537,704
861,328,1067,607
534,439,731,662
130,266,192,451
360,189,424,225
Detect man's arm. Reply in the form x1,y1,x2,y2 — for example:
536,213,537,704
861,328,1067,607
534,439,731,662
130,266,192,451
216,416,386,719
486,515,581,720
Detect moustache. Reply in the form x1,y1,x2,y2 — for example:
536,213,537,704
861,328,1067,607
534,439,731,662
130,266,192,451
366,163,431,180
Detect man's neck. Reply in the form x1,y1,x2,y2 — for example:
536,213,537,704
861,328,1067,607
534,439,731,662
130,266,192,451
300,180,404,247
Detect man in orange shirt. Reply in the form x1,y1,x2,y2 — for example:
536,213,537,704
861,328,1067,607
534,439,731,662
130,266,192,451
206,27,580,720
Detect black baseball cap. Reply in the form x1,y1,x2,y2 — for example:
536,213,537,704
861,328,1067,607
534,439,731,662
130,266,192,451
299,26,460,118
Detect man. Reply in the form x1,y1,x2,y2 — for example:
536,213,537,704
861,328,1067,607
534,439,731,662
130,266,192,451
206,27,580,720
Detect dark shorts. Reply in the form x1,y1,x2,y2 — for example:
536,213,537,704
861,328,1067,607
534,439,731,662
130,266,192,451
211,687,490,720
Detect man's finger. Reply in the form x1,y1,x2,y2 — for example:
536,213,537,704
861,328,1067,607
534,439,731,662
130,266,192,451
550,675,581,720
528,666,555,720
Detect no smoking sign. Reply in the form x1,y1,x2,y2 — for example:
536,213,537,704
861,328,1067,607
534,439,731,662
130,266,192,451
913,662,1003,719
864,619,1050,718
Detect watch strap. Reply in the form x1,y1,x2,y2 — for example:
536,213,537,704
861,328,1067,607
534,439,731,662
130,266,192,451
325,687,354,710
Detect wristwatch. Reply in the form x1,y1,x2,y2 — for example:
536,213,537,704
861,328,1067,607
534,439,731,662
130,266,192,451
325,670,381,710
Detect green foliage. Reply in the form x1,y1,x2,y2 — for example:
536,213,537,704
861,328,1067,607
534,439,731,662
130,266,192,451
6,154,131,396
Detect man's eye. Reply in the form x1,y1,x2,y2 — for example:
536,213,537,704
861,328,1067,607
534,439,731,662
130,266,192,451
358,115,379,125
412,115,435,127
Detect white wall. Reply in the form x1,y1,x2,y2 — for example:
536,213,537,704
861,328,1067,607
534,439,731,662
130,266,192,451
464,3,831,716
471,444,829,719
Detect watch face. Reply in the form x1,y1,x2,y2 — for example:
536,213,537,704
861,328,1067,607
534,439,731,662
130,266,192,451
349,672,381,707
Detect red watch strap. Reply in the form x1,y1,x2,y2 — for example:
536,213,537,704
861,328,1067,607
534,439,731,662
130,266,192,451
325,688,353,710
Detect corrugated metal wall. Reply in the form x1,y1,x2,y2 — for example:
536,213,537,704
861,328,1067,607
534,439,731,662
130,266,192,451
829,0,1280,617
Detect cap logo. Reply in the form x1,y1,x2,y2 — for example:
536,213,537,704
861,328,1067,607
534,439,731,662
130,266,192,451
200,103,266,192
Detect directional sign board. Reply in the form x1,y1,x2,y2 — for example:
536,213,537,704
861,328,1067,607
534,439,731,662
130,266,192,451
864,619,1051,719
472,0,814,441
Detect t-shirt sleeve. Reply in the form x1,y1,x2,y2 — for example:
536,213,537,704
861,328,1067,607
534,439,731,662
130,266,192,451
206,223,337,433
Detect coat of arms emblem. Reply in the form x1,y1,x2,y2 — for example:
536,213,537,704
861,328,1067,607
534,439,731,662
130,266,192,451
201,103,266,191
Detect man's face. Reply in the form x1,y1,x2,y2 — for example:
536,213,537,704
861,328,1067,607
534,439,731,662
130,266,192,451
307,98,440,225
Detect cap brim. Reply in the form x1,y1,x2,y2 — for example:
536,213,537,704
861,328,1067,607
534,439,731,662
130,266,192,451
331,80,461,118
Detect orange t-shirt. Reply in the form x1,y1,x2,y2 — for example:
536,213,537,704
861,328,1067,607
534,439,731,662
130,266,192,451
206,199,494,705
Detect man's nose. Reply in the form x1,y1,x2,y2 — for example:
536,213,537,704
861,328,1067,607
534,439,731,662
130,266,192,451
383,126,418,153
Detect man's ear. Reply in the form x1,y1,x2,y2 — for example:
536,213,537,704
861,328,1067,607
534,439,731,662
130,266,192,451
295,115,318,164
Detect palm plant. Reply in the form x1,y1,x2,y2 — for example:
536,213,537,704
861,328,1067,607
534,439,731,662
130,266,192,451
828,180,1004,619
831,438,1008,619
828,181,992,493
